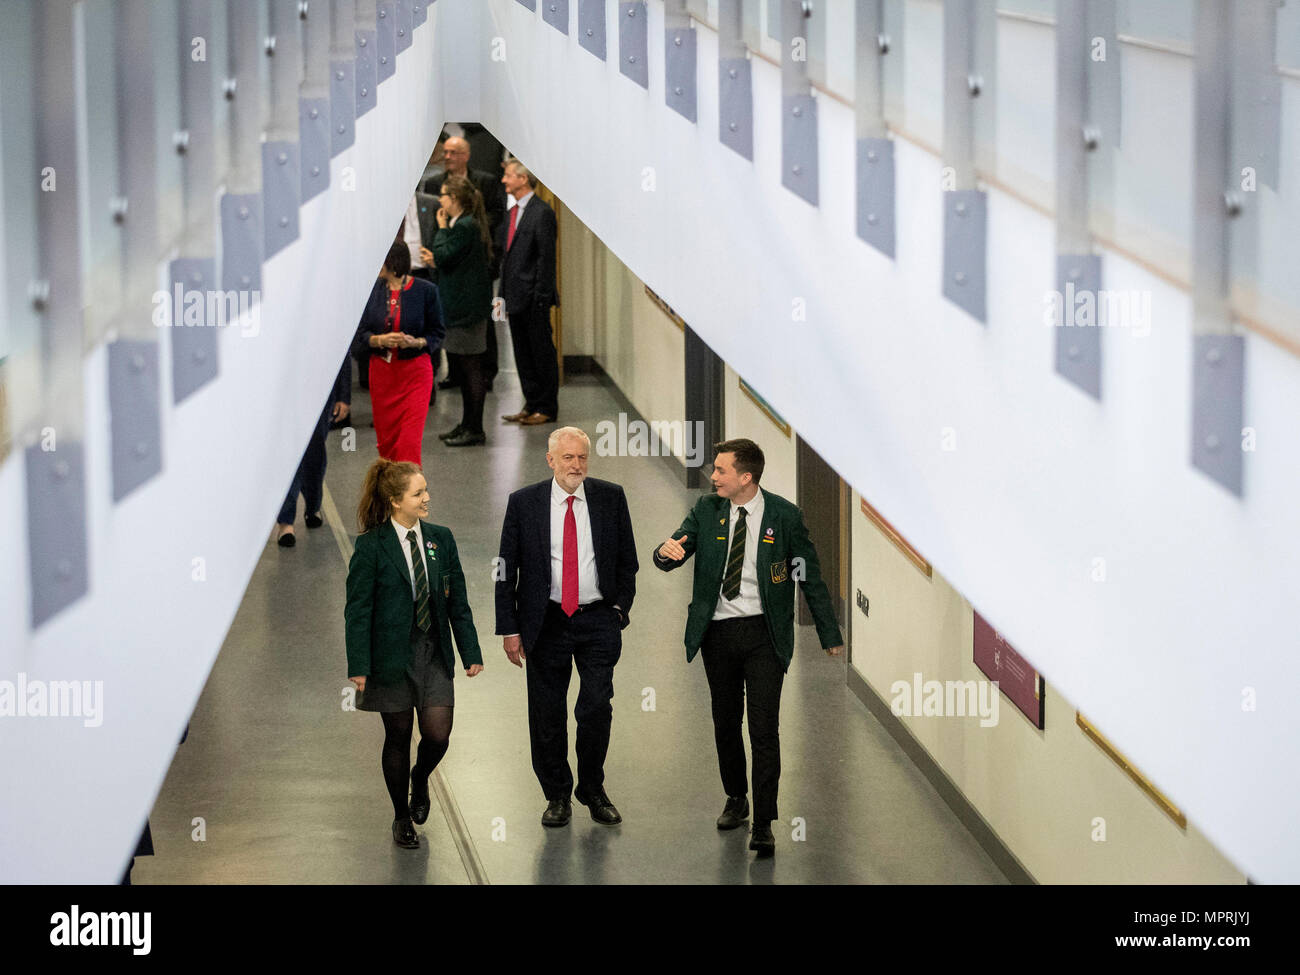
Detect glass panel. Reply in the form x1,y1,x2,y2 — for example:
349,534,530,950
1278,0,1300,71
901,0,943,149
77,0,123,344
992,4,1055,208
881,0,905,127
154,0,185,249
0,0,41,445
685,0,718,28
1230,30,1299,346
1090,37,1194,280
811,0,855,101
998,0,1053,19
1117,0,1192,50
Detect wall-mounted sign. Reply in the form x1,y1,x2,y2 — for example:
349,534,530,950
973,611,1045,729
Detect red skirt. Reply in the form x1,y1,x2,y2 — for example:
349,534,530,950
369,353,432,465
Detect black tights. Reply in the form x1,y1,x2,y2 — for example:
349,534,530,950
449,350,487,435
379,706,454,821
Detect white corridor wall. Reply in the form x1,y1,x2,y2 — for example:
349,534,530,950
0,13,448,883
462,0,1300,883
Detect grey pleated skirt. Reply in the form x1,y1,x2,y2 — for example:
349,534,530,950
442,318,488,355
358,623,454,712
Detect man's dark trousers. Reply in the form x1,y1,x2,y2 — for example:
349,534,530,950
699,615,785,823
527,601,621,799
509,304,559,419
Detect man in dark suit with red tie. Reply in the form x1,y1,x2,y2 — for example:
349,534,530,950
496,427,638,826
494,160,560,426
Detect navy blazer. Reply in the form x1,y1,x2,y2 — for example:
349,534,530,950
353,276,445,363
492,195,558,317
494,477,638,652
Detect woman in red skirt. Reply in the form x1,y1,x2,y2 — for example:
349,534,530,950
357,242,445,464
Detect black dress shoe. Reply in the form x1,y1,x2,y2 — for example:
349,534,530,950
575,787,622,826
392,817,419,849
716,795,750,830
748,821,775,857
305,512,323,529
409,774,431,825
276,529,295,548
445,430,486,447
438,424,465,442
541,798,572,828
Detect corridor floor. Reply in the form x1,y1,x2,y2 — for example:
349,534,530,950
135,333,1009,885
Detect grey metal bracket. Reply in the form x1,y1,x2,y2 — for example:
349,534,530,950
395,0,413,54
782,94,818,206
331,58,357,155
1054,255,1102,398
543,0,569,34
1191,335,1244,495
665,26,698,123
619,3,648,89
1085,0,1120,151
355,28,378,117
262,141,301,260
376,2,397,82
169,257,219,403
412,1,428,28
26,442,90,628
719,57,752,159
221,192,263,295
856,136,895,257
299,96,332,202
942,189,987,322
579,0,606,59
516,0,537,10
108,338,162,502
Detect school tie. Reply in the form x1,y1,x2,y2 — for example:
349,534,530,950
721,507,748,601
562,495,579,616
407,529,431,631
506,205,519,251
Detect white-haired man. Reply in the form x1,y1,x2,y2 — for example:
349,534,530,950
495,427,638,826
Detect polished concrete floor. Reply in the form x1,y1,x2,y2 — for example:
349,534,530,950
135,325,1009,885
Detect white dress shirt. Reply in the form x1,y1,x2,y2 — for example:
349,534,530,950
404,196,426,269
550,478,602,605
391,517,426,598
712,490,765,620
506,190,533,240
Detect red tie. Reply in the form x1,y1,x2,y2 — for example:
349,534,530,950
506,205,519,251
562,495,579,616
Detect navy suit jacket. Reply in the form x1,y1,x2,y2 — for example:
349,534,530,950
495,477,638,653
492,195,558,317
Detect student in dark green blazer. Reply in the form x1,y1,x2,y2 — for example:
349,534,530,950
345,459,484,849
430,174,494,447
653,439,843,857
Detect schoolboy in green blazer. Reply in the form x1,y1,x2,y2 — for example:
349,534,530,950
653,439,842,856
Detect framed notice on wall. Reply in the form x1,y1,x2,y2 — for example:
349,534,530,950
973,611,1045,729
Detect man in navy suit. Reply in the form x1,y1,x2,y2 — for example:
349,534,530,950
496,427,638,826
494,160,560,425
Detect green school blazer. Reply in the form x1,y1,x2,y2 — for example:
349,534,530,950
652,489,843,671
345,521,483,683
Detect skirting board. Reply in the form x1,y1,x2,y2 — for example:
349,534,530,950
847,665,1036,885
